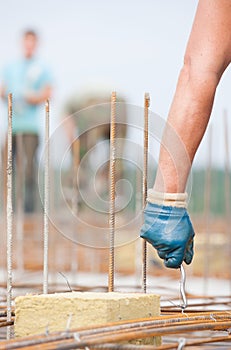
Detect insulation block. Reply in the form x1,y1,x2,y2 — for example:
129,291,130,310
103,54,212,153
15,292,160,345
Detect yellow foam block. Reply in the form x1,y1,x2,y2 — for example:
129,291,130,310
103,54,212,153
15,292,161,345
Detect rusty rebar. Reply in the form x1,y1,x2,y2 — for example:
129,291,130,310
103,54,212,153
90,335,231,349
6,93,13,340
2,333,231,350
43,100,50,294
70,312,231,339
0,320,14,329
16,133,24,272
142,93,150,293
55,320,231,349
108,91,116,292
2,312,231,349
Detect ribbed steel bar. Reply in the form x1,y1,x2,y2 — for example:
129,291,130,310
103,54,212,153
162,299,231,309
142,93,150,293
16,133,24,272
1,313,231,349
108,91,116,292
6,93,13,340
0,321,14,329
54,320,231,349
90,335,231,350
2,333,231,350
43,100,50,294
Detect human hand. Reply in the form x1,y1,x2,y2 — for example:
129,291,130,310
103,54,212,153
25,93,38,105
0,86,6,100
140,201,195,269
24,86,51,105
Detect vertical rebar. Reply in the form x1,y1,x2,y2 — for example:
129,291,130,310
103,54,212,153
142,92,150,293
223,110,231,291
203,125,212,296
6,93,13,339
43,100,50,294
108,91,116,292
71,138,80,276
16,134,24,272
135,167,142,285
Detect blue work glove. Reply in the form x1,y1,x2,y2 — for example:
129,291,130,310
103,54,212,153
140,191,195,269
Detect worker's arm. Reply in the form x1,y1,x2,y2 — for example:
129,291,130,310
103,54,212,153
141,0,231,268
0,85,7,100
25,85,52,105
155,0,231,193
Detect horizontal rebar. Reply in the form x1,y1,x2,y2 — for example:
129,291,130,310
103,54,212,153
162,299,231,308
55,321,231,349
89,336,231,350
2,312,231,349
0,321,14,329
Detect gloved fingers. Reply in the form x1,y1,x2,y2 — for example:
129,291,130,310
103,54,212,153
140,233,155,247
157,250,166,260
164,247,185,269
184,239,194,265
140,224,161,248
164,255,183,269
140,222,155,240
157,250,178,268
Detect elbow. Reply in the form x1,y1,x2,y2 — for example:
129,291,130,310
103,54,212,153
182,52,224,86
179,53,220,93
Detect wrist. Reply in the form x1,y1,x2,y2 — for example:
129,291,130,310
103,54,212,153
147,189,188,208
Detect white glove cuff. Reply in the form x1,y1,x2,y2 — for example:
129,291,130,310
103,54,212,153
147,189,188,208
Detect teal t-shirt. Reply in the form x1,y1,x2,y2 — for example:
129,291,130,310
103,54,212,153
3,57,52,134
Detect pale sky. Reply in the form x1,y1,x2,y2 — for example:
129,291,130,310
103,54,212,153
1,0,231,168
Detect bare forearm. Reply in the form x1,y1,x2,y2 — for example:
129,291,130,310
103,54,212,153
26,86,52,105
154,0,231,193
154,66,218,193
0,86,6,100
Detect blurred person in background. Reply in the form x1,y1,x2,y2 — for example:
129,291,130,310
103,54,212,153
0,30,52,212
